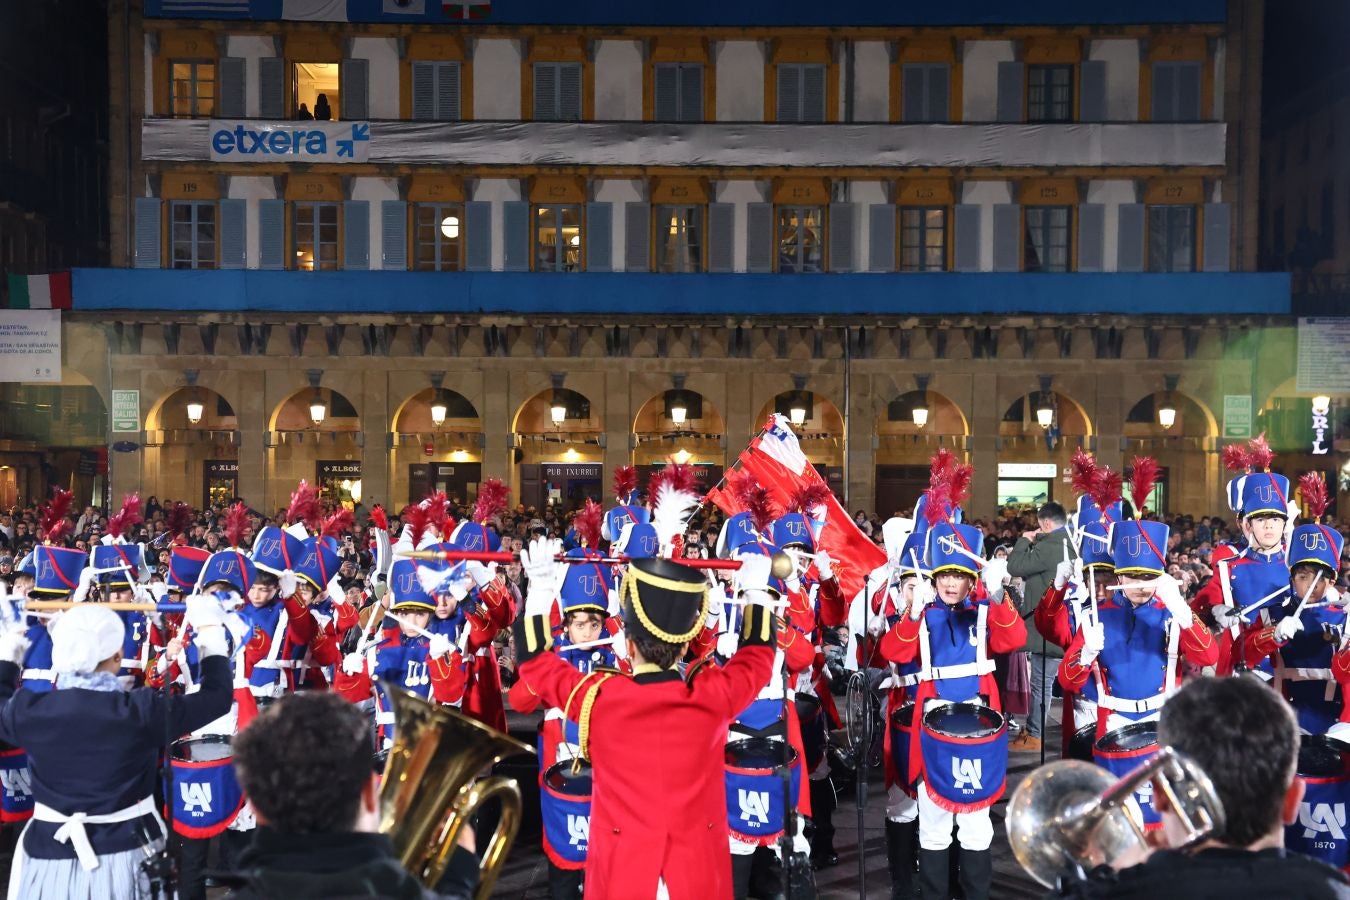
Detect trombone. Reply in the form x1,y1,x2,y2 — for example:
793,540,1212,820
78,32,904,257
1007,746,1225,888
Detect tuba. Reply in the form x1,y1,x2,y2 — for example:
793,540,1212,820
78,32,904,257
378,682,534,898
1007,746,1225,888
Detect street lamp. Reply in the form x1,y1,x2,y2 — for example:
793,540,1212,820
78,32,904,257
670,397,688,425
550,400,567,426
309,391,327,427
673,448,691,465
430,390,448,428
1313,395,1332,416
911,374,931,428
1157,399,1177,430
185,397,204,426
789,399,808,427
1035,395,1055,430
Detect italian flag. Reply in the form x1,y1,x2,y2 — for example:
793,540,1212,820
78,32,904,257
6,273,72,310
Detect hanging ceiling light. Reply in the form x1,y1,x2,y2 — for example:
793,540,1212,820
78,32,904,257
309,389,327,426
911,375,931,428
550,399,567,426
670,395,688,425
1035,394,1055,430
1157,398,1178,430
186,395,204,426
430,389,448,427
789,399,807,427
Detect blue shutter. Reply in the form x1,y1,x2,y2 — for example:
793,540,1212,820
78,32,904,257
868,204,895,272
258,199,285,270
707,202,735,273
439,62,461,121
624,202,650,272
902,65,927,123
502,201,530,271
1079,60,1107,123
218,58,246,118
1202,202,1231,271
953,204,981,272
381,201,407,270
828,203,855,272
559,63,582,121
259,57,285,119
219,199,246,269
586,202,613,272
992,204,1021,272
1177,62,1202,122
533,64,557,120
679,65,703,122
1152,62,1177,121
746,203,773,273
802,65,826,123
1117,203,1146,272
996,62,1024,123
654,65,679,121
412,62,435,120
340,58,369,120
464,201,491,271
776,65,800,121
927,64,950,123
343,201,369,269
133,198,161,269
1077,203,1105,272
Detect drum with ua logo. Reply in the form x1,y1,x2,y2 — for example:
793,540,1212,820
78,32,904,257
541,759,592,870
888,703,917,798
168,735,246,838
0,741,32,824
1286,734,1350,870
918,703,1007,813
1094,722,1160,829
724,737,801,845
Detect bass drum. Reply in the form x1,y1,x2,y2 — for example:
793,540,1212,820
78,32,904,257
918,703,1008,813
1093,721,1160,829
1285,734,1350,871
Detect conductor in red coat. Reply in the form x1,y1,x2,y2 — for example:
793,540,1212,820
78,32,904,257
514,553,778,899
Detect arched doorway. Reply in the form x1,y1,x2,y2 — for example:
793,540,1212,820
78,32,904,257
632,389,726,491
1123,391,1217,515
392,387,483,506
874,389,969,518
753,391,846,498
144,385,239,509
513,387,602,513
0,372,108,508
268,385,362,513
996,390,1092,513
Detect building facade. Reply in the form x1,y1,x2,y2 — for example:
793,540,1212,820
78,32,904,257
35,0,1313,519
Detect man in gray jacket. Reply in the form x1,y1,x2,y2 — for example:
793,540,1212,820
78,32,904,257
1005,501,1075,752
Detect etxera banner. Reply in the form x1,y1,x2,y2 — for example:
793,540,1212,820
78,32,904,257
0,310,61,383
208,120,370,163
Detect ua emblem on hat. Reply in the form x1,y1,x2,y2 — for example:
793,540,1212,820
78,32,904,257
1119,535,1144,557
37,561,52,580
1303,531,1330,552
640,533,658,555
461,532,483,551
398,571,416,593
1254,485,1275,503
787,521,804,537
578,573,604,596
217,559,237,575
255,537,280,558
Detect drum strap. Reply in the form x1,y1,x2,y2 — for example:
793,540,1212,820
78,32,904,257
1094,616,1180,712
1095,693,1167,714
1275,663,1338,701
1218,558,1240,640
1164,617,1180,697
917,605,990,685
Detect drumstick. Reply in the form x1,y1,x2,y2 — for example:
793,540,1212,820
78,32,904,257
562,636,623,652
401,548,746,571
26,600,186,613
1290,571,1324,621
1089,566,1099,626
1237,585,1292,618
937,536,985,569
388,614,436,641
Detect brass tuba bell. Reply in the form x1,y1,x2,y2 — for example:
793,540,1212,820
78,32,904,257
378,682,534,898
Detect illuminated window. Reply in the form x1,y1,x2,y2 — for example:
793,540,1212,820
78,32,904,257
293,62,339,121
776,207,824,273
171,61,215,118
294,202,340,271
656,206,702,273
900,207,947,272
534,206,583,272
170,201,216,270
415,203,465,271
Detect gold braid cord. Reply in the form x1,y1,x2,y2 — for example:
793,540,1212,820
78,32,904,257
620,567,709,644
572,673,615,774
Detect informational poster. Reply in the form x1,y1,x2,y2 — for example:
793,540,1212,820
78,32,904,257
1297,317,1350,393
111,390,141,432
0,310,61,383
1222,395,1252,440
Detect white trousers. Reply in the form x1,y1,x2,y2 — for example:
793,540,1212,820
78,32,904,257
916,783,993,851
886,784,918,823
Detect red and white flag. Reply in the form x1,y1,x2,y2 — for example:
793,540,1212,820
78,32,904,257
712,414,885,601
443,0,489,18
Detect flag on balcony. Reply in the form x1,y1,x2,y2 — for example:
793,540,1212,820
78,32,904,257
282,0,348,19
5,273,72,310
712,413,885,602
443,0,490,18
156,0,250,15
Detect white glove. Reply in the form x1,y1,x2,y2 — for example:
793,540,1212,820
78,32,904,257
716,630,739,658
0,631,29,666
428,634,452,660
465,561,495,590
1053,560,1075,591
185,594,229,632
193,626,228,659
815,550,834,581
1211,605,1241,630
909,579,935,620
867,612,888,637
277,570,298,599
341,652,365,676
1155,575,1194,629
1327,585,1344,608
734,553,773,596
1080,621,1105,666
70,566,96,604
327,574,347,606
1275,614,1304,643
148,582,169,603
981,558,1009,603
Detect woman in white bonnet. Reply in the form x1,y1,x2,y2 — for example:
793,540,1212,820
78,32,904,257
0,596,232,899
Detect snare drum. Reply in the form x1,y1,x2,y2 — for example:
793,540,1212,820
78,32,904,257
1285,734,1350,870
0,741,32,824
725,737,801,845
918,703,1008,813
168,735,246,838
1094,722,1160,829
1067,723,1097,763
541,759,593,870
795,694,825,773
888,703,917,797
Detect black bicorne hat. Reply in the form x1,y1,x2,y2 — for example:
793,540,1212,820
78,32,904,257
619,557,708,646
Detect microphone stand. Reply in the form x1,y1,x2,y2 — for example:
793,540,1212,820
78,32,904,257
143,619,177,899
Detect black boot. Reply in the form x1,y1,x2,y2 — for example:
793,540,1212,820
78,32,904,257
886,819,919,900
949,838,964,899
917,848,950,900
731,852,755,900
808,778,838,868
956,848,993,900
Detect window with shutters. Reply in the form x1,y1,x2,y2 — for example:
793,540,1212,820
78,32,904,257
901,64,950,123
1151,61,1202,122
294,202,340,271
170,202,216,270
1146,206,1196,272
777,207,824,273
534,206,583,272
414,204,465,271
655,206,703,273
411,61,462,121
1027,65,1073,123
899,207,947,272
1024,206,1071,272
533,63,583,121
171,61,215,118
293,62,339,121
776,64,827,123
653,64,704,122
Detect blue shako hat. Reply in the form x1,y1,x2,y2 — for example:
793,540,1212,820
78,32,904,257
30,546,86,596
925,522,983,578
1110,520,1170,577
249,525,306,577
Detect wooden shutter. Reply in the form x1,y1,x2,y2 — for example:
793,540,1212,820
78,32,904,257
926,64,950,123
802,65,826,123
258,199,286,270
624,202,650,272
707,202,735,273
502,201,530,271
828,203,855,272
746,203,773,273
133,198,161,269
219,199,246,269
533,63,558,120
776,65,801,122
1079,60,1107,123
412,62,436,120
343,201,369,270
1202,202,1231,271
868,204,895,272
1176,62,1202,122
996,62,1024,123
438,62,461,120
258,57,286,119
217,57,246,118
1077,203,1105,271
953,204,981,272
992,204,1021,272
559,63,582,121
1117,203,1146,272
654,65,679,121
340,58,369,120
1152,62,1177,121
679,65,703,121
586,202,613,272
381,201,407,270
464,201,491,271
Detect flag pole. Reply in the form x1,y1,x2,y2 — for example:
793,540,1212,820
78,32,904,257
842,325,851,507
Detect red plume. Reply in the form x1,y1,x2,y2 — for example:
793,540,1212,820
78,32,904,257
1222,443,1252,474
422,492,451,542
401,503,431,546
474,479,510,525
40,488,74,545
947,463,974,512
165,501,194,540
285,481,322,533
1070,449,1099,497
929,448,958,484
1089,466,1123,514
369,503,388,532
1129,457,1160,514
223,501,249,548
613,465,638,501
1301,472,1330,522
1247,433,1274,472
791,483,833,517
107,493,143,541
321,508,355,540
740,484,779,534
575,499,604,549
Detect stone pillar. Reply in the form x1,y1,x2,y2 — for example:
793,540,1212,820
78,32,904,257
360,368,391,510
603,370,631,480
108,362,143,503
1095,374,1125,472
846,372,876,510
235,370,268,509
480,373,512,485
969,378,999,518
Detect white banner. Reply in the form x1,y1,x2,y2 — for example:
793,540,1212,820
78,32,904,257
208,120,370,163
0,310,61,383
1297,317,1350,394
